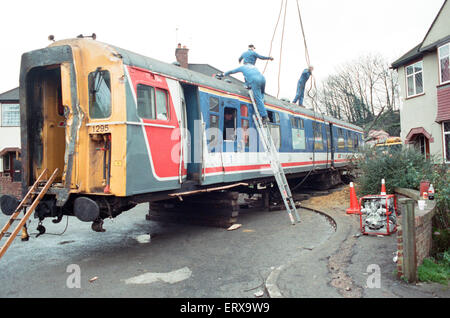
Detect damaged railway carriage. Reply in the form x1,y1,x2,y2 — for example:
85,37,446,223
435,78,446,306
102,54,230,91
0,38,363,231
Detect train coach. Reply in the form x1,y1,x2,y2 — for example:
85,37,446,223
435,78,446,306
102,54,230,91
0,37,364,231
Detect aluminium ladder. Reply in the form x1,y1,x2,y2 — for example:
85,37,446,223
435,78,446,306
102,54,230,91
0,168,59,260
248,90,301,225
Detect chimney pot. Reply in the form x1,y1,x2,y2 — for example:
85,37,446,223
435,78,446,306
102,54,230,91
175,44,189,68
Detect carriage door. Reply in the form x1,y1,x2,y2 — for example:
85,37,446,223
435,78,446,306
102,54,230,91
328,123,335,167
127,66,182,186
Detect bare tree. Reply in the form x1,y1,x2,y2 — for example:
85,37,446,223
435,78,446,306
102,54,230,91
316,54,399,130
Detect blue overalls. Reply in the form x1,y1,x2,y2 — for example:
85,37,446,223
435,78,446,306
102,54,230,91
239,50,271,65
224,65,267,118
292,69,311,106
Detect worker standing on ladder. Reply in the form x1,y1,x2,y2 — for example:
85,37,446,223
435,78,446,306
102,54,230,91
222,64,269,124
239,44,274,65
292,66,313,106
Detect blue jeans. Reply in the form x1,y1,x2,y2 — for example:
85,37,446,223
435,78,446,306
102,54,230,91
249,77,267,118
293,82,306,105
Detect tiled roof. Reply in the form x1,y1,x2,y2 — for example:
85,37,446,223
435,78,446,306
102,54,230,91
0,87,19,102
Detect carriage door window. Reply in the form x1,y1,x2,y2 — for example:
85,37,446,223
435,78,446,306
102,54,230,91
223,107,237,141
353,133,359,150
207,97,221,151
291,117,305,150
267,110,281,150
312,122,324,151
155,89,169,120
326,126,331,150
240,104,250,149
347,132,354,151
89,69,111,119
337,128,345,150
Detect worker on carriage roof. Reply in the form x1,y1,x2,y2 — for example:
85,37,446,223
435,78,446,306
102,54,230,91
292,66,314,106
223,64,268,123
238,44,274,65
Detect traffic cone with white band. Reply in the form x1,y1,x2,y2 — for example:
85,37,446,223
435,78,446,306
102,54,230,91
346,182,360,214
381,179,386,195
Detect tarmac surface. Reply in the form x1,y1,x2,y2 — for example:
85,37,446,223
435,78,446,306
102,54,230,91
0,187,448,298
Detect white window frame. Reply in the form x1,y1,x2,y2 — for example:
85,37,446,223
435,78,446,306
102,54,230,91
405,60,424,98
1,103,20,127
438,42,450,85
443,121,450,164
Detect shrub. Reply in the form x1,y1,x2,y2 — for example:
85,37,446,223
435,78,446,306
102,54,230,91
355,147,434,196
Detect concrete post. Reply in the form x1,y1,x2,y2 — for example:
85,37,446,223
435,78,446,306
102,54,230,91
398,198,417,283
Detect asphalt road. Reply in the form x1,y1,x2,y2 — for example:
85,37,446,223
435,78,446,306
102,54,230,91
0,202,334,298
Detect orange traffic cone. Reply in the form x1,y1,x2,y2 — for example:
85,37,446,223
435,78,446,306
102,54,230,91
381,178,386,195
346,182,360,214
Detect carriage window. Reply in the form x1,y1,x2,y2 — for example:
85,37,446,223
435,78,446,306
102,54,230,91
268,111,280,123
89,70,111,119
337,128,345,149
313,122,324,151
156,89,169,120
208,114,220,150
210,97,220,112
291,117,305,150
137,84,155,119
136,84,169,120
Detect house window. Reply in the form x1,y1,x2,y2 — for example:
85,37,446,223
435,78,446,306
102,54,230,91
406,61,424,97
444,121,450,163
438,43,450,84
1,104,20,127
3,153,10,171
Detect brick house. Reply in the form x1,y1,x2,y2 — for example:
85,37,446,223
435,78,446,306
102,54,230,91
391,0,450,163
0,87,22,198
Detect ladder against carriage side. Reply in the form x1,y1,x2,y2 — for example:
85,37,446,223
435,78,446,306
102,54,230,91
0,168,59,260
247,90,300,225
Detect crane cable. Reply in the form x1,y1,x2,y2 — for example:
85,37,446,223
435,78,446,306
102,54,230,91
261,0,288,99
295,0,317,107
277,1,288,99
263,0,284,75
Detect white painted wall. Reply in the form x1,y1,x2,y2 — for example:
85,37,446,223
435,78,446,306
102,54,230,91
398,51,445,162
0,102,21,172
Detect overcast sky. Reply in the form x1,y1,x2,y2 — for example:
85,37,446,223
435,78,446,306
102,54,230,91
0,0,445,99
